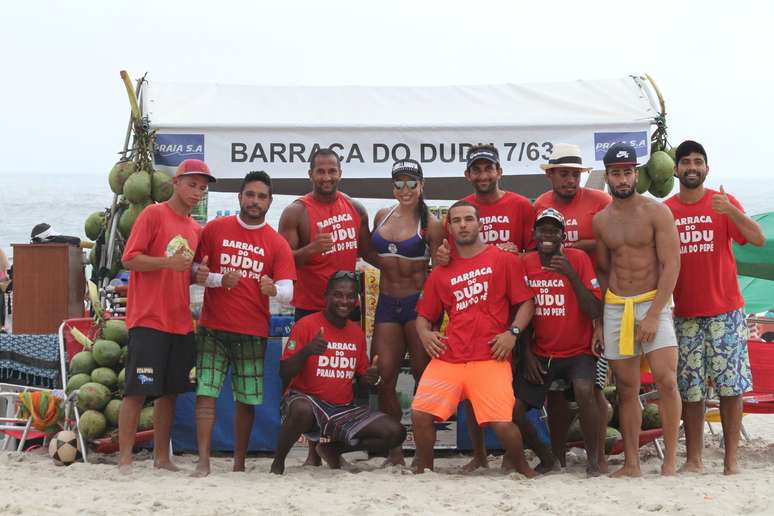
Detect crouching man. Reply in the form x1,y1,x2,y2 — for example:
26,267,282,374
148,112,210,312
270,271,405,474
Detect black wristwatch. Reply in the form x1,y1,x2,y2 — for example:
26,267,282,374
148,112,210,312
509,326,521,338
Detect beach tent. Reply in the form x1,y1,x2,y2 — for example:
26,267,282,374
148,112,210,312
141,76,662,200
739,276,774,314
735,212,774,281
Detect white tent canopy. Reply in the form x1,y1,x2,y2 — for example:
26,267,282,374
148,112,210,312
143,76,659,198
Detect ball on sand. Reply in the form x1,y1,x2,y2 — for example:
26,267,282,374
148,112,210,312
49,430,81,466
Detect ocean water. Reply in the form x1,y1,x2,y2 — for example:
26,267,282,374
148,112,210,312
0,171,771,260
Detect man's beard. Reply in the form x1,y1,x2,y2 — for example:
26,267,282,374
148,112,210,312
610,185,635,199
679,170,705,189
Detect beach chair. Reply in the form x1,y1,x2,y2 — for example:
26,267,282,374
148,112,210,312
705,339,774,439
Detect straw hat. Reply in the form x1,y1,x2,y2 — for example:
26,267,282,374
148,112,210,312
540,143,592,171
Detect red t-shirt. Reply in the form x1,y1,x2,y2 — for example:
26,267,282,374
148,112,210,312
523,249,601,358
122,202,201,335
664,189,747,317
292,193,361,311
457,191,536,252
534,187,611,261
282,312,367,405
416,246,533,363
195,216,297,337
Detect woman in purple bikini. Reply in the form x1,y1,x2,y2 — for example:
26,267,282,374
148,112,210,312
370,159,443,465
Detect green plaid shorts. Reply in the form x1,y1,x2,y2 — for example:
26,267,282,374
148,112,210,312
195,326,266,405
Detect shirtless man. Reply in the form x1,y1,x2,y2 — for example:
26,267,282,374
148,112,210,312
592,143,682,477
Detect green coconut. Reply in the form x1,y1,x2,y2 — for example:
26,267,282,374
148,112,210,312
642,404,662,430
648,175,675,198
66,373,92,395
602,385,617,405
666,146,677,162
84,211,105,240
69,351,97,375
76,382,111,411
119,203,147,238
103,399,122,427
645,150,675,183
79,410,107,440
92,339,121,367
119,346,128,366
151,170,174,202
606,400,614,425
138,406,154,431
635,166,652,194
605,427,622,454
91,367,118,389
103,319,128,346
123,170,152,203
108,160,136,195
117,368,125,389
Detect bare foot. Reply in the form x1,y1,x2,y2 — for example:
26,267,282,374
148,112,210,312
610,464,642,478
724,461,740,475
191,462,210,478
233,462,246,473
118,463,133,475
586,464,602,478
535,459,560,474
154,461,180,472
598,457,609,474
678,460,704,474
462,455,489,473
302,454,321,467
661,461,677,476
381,448,406,467
270,460,284,475
316,443,342,469
515,463,538,479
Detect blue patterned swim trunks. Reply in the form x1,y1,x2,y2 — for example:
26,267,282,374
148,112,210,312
675,308,752,402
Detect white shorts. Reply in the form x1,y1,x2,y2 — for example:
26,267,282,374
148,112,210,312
603,299,676,361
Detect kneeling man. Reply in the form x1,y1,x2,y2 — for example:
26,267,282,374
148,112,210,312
271,271,405,474
412,201,536,477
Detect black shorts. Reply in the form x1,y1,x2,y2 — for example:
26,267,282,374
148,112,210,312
294,306,362,323
515,354,596,409
124,327,196,398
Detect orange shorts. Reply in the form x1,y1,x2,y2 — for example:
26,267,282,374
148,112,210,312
411,359,514,424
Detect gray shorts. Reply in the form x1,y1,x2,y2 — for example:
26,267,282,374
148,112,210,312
603,298,676,360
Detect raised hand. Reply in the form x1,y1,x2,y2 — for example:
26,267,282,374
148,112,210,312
194,255,210,285
544,249,576,278
168,246,193,272
711,185,734,215
433,238,451,266
311,222,335,254
222,270,241,290
259,274,277,296
496,242,520,254
304,327,328,356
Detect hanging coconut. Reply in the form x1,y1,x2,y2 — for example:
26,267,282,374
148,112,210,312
648,175,675,198
108,160,136,195
151,170,173,202
119,203,147,237
645,151,675,183
635,166,652,194
123,171,152,203
84,211,105,240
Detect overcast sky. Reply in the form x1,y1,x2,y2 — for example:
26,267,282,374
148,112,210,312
1,0,772,185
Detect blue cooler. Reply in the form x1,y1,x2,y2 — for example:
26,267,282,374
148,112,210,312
456,405,550,451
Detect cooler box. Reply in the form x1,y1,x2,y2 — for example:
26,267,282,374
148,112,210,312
456,405,550,451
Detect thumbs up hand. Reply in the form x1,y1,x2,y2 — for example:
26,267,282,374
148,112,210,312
259,274,277,296
311,221,335,254
194,255,210,285
711,184,734,215
364,355,382,386
168,246,193,272
433,237,451,267
304,327,328,356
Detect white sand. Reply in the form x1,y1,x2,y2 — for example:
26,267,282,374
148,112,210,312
1,415,773,515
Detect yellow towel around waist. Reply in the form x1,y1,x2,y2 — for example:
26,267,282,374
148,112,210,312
604,289,658,356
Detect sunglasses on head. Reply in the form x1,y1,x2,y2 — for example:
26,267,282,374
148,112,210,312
393,179,419,190
331,271,357,281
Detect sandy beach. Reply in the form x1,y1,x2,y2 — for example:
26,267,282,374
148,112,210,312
1,415,772,515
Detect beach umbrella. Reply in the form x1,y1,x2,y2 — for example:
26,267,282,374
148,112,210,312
738,275,774,314
734,212,774,280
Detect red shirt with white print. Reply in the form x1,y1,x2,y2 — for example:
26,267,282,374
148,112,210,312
416,246,533,363
282,312,367,405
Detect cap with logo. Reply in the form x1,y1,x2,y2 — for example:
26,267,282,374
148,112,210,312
603,143,639,167
466,145,500,169
175,159,217,183
534,208,565,228
391,159,423,179
540,143,592,171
